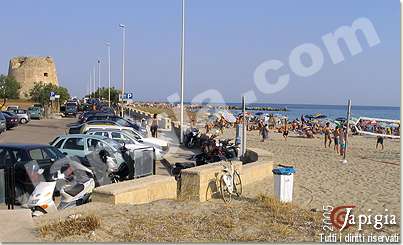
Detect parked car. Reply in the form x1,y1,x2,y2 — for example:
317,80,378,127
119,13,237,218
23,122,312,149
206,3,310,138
0,144,67,204
3,112,19,129
85,114,147,136
32,104,44,113
50,134,125,165
86,129,164,160
0,112,6,133
83,125,169,156
79,111,114,124
64,102,78,117
28,106,43,120
6,105,19,111
67,120,121,134
7,109,30,124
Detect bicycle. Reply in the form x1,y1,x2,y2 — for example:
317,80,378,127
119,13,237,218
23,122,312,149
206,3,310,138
218,160,242,203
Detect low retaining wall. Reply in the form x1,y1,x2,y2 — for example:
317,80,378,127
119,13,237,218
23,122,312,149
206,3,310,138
178,161,242,202
92,175,177,205
242,160,274,186
178,160,274,202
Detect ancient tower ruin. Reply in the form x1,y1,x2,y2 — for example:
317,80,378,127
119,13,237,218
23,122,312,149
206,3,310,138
8,56,59,98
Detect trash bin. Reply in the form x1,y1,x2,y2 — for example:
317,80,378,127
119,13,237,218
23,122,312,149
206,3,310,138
272,165,296,203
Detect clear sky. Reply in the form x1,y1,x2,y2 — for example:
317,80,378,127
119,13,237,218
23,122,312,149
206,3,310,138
0,0,399,106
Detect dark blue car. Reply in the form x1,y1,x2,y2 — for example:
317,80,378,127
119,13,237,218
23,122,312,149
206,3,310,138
0,144,66,204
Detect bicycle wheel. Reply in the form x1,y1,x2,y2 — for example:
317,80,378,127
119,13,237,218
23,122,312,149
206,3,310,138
220,174,232,203
233,171,242,197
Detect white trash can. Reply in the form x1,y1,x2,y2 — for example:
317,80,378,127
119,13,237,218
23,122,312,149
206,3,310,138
272,166,296,203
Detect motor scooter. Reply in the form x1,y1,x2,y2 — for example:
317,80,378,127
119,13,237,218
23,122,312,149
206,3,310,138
27,161,95,216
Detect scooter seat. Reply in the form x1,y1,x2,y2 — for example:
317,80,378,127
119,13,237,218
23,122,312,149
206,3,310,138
64,184,85,196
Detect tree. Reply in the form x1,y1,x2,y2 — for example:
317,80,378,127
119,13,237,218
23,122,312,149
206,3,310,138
88,87,122,104
29,82,70,106
0,75,21,109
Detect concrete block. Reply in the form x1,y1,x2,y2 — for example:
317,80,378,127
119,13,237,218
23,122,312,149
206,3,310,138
179,161,242,202
92,175,177,205
241,160,274,186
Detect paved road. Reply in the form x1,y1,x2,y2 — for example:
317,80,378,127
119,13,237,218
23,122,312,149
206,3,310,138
0,118,76,145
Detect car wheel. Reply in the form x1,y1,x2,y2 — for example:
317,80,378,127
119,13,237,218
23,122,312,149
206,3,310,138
20,118,27,124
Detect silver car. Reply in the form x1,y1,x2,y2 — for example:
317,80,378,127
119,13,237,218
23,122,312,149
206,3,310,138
8,109,30,124
0,112,6,133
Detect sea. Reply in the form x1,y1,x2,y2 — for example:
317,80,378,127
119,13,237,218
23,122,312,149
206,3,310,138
227,103,400,121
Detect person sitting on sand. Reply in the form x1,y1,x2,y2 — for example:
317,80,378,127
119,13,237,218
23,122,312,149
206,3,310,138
324,122,332,148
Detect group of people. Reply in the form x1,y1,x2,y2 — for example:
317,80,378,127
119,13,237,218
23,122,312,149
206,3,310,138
323,122,347,155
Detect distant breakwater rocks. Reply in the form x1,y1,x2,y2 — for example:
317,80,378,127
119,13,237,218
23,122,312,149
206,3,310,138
227,106,288,112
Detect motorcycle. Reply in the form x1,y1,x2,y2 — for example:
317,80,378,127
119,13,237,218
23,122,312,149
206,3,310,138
98,145,135,183
184,128,200,148
27,160,95,216
192,138,239,165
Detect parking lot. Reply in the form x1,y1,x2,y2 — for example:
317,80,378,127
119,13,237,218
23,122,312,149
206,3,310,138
0,117,178,176
0,118,76,144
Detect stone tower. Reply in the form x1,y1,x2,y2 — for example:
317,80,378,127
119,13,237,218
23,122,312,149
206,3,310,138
8,56,59,98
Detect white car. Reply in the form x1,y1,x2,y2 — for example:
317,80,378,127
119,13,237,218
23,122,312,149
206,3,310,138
84,126,169,158
86,129,165,160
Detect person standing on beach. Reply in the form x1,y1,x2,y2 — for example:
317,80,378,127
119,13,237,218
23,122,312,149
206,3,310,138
324,122,332,148
260,122,269,142
333,126,340,154
283,119,289,140
339,127,346,156
376,128,385,150
150,113,158,138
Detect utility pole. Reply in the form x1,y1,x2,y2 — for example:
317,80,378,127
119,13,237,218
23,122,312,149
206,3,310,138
342,99,352,164
179,0,185,144
89,70,92,98
97,60,101,100
119,24,126,117
107,42,111,107
93,65,96,100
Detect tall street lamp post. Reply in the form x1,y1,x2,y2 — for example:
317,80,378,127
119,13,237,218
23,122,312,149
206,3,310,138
119,24,126,117
107,42,111,107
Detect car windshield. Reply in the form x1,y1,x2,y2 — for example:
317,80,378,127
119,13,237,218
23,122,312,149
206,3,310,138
123,129,142,140
103,138,123,150
66,103,76,107
0,112,5,120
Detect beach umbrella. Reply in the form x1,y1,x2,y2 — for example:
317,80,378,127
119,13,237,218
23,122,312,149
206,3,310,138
221,111,236,123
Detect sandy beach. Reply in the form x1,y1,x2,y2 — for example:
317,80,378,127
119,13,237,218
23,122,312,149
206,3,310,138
221,128,400,218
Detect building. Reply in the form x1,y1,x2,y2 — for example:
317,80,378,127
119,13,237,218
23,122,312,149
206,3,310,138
8,56,59,99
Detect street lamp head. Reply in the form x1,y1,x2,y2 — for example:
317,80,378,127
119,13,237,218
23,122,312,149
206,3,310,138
106,42,111,46
119,24,125,28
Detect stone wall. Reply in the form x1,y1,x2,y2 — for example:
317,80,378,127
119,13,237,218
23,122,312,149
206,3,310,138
8,56,59,99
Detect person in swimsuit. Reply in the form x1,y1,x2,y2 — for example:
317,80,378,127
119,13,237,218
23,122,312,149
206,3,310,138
376,128,384,150
283,119,289,140
339,127,346,156
260,122,269,142
324,122,332,148
333,126,340,154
